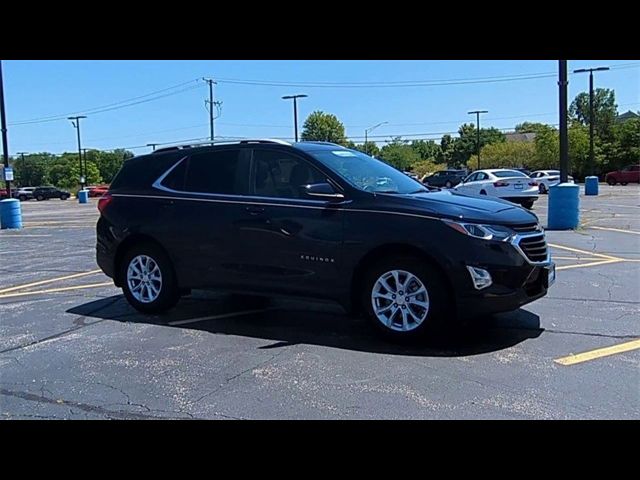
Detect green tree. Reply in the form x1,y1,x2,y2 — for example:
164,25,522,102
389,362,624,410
301,111,347,145
410,140,441,162
379,137,421,171
437,134,454,165
13,153,53,187
352,141,380,158
48,154,101,190
88,149,133,183
468,141,537,170
450,124,506,168
569,88,617,140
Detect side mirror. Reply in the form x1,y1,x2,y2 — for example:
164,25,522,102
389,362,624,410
304,182,344,200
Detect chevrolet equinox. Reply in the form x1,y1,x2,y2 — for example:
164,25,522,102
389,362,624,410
96,140,555,340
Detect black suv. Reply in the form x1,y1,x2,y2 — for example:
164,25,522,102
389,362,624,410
422,170,467,189
33,186,71,201
96,140,555,339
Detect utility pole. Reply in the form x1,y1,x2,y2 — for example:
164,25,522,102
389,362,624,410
203,78,222,142
68,116,87,190
0,60,11,198
364,122,388,155
573,66,609,177
559,61,569,183
282,94,308,142
468,110,488,170
147,143,158,152
17,152,27,186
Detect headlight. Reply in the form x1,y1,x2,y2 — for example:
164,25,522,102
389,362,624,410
443,220,515,241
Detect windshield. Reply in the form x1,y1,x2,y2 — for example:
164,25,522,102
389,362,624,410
493,170,528,178
308,149,427,194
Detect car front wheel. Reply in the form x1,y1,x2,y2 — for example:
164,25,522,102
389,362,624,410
120,243,180,314
362,256,448,341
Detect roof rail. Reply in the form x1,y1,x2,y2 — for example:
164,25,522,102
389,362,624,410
297,141,343,147
151,138,291,154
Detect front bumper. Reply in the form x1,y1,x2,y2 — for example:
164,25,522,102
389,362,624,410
457,262,554,317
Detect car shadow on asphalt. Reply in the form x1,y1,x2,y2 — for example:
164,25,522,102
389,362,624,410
67,291,543,358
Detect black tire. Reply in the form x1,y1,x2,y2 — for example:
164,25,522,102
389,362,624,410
538,183,547,194
522,200,535,210
480,190,487,195
361,256,449,341
621,182,628,186
60,194,69,200
19,195,26,201
607,179,616,186
445,181,453,189
119,242,180,314
36,195,44,201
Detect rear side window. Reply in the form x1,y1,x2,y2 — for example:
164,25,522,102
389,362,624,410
161,158,187,191
184,149,250,195
252,149,326,199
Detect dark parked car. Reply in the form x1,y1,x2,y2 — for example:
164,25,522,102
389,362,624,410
97,140,554,340
421,170,467,189
605,165,640,186
33,186,71,201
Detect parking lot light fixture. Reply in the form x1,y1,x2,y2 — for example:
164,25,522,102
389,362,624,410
364,122,388,155
468,110,488,170
572,67,610,177
68,116,87,190
282,94,308,142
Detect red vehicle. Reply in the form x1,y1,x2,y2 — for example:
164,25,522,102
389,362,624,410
605,165,640,186
87,185,110,197
0,188,8,199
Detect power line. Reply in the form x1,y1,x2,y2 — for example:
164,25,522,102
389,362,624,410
9,79,203,126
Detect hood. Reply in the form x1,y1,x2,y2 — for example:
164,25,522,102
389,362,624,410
379,190,538,225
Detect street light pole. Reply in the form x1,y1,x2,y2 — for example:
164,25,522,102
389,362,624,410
468,110,488,170
68,116,87,190
364,122,388,155
0,60,11,198
573,66,609,177
282,94,308,142
559,61,569,183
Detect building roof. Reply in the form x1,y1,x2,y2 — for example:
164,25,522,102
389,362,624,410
616,110,640,123
504,132,537,142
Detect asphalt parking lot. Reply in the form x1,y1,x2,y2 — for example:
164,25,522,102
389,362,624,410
1,186,638,419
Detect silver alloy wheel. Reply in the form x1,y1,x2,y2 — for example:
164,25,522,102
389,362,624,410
371,269,430,332
127,255,163,304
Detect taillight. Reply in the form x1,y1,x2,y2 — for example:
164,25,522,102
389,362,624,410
97,193,113,213
494,181,509,187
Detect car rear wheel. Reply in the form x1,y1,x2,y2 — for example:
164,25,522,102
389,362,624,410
36,195,44,201
607,178,617,186
362,256,448,341
120,243,180,314
538,183,547,194
60,194,69,200
19,195,26,201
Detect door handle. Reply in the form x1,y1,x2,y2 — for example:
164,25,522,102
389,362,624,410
245,206,265,216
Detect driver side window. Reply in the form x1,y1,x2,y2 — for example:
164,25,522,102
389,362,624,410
252,149,326,200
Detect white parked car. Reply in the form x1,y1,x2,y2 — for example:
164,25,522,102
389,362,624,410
454,169,539,209
529,170,574,194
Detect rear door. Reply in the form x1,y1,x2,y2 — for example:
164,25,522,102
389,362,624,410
157,147,253,288
234,147,345,298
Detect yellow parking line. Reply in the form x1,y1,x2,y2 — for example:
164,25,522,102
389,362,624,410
589,226,640,235
0,282,114,299
0,269,103,294
548,243,621,261
555,339,640,366
556,259,622,271
552,256,603,261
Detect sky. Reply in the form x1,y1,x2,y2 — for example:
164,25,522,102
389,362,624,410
3,60,639,155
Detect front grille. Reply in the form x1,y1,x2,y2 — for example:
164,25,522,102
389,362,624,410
511,223,539,234
518,234,548,263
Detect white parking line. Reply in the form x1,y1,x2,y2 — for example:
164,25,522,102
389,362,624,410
168,308,272,326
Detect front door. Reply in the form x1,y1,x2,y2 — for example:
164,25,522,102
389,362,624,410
234,147,345,299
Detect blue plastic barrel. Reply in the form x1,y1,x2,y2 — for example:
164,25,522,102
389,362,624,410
547,183,580,230
584,176,599,196
78,190,89,204
0,198,23,230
